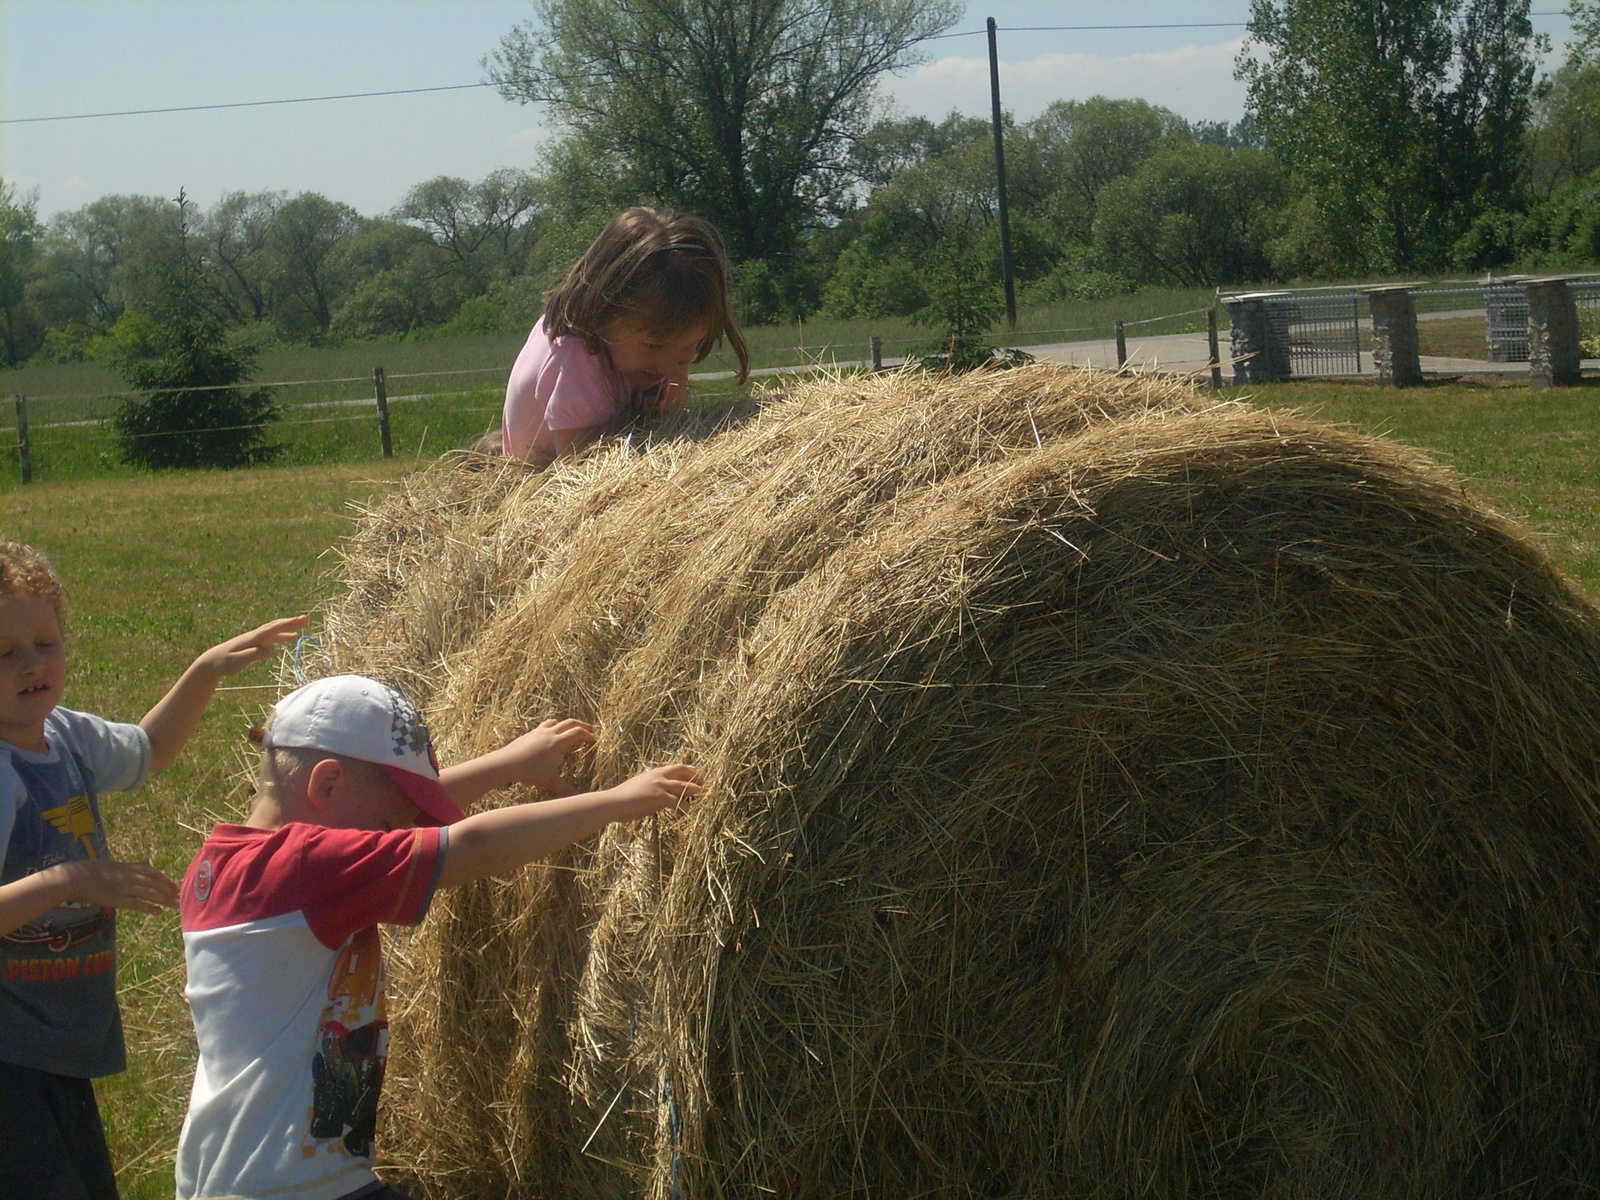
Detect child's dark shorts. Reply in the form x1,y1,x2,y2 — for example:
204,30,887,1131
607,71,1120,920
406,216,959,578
340,1184,419,1200
0,1059,119,1200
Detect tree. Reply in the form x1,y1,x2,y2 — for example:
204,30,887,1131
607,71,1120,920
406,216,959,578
1528,52,1600,199
110,192,279,470
1571,0,1600,63
31,194,181,337
392,169,544,290
264,193,364,342
486,0,960,265
1093,145,1285,286
1239,0,1540,272
1025,98,1192,243
822,118,997,319
0,183,44,366
197,190,284,325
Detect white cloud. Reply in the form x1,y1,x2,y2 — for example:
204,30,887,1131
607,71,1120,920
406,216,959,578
506,125,554,152
886,38,1250,124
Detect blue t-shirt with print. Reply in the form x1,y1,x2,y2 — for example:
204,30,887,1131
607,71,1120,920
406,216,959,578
0,707,150,1078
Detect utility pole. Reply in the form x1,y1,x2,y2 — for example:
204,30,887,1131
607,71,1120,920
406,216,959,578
987,16,1017,329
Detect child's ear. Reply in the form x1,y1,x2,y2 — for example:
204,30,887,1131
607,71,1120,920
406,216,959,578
305,758,344,812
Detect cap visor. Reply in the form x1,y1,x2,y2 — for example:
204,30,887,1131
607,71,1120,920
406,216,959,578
380,764,466,827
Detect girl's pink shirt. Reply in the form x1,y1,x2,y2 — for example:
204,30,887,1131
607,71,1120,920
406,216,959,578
502,317,635,460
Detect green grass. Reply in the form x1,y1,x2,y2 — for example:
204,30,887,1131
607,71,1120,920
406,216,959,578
4,460,414,1198
0,289,1220,412
0,388,507,488
1223,376,1600,589
5,372,1600,1197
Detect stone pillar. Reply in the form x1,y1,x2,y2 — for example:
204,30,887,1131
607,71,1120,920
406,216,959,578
1366,286,1422,387
1525,278,1582,389
1225,293,1291,384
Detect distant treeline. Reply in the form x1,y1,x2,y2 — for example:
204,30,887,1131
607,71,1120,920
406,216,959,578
1,0,1597,368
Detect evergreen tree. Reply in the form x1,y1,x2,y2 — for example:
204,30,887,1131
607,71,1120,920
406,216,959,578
110,190,280,470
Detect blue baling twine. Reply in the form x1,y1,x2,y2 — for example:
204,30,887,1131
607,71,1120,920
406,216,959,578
663,1074,681,1199
291,634,321,686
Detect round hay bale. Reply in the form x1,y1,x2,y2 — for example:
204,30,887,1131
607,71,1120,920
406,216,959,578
315,366,1600,1199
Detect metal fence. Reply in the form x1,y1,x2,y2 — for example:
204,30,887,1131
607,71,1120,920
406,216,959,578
1275,293,1363,377
1483,277,1530,362
1576,282,1600,356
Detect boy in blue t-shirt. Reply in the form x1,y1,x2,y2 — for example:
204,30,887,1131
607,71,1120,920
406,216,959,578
0,538,306,1200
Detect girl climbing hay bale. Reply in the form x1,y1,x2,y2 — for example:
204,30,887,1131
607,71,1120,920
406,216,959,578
315,365,1600,1199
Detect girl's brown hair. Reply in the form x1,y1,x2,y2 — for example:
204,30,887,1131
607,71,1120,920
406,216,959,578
543,206,750,384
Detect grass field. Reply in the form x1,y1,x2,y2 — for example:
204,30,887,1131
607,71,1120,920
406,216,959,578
4,372,1599,1197
0,287,1217,405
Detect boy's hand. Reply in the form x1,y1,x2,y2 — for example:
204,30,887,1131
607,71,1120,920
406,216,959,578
608,763,703,818
142,614,308,775
437,762,705,888
496,718,598,795
440,718,597,805
53,859,179,915
193,615,309,678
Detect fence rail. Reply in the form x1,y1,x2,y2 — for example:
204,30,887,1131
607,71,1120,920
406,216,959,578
13,280,1590,483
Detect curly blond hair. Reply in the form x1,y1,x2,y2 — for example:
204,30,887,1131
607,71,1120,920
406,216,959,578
0,540,66,620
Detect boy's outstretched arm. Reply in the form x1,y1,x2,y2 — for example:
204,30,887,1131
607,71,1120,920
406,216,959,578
141,616,308,774
437,764,702,889
0,858,178,938
438,717,598,808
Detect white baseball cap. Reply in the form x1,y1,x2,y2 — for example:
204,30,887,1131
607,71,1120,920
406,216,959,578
263,675,465,826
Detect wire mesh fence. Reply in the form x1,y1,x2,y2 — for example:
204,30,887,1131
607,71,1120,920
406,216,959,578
1,368,511,486
7,280,1593,485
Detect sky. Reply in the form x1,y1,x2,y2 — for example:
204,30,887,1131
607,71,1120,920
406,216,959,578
0,1,1580,221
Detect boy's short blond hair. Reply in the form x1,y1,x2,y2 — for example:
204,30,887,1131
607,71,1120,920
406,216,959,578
0,539,66,619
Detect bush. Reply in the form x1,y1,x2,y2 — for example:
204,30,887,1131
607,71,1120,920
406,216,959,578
1019,244,1132,303
820,241,927,319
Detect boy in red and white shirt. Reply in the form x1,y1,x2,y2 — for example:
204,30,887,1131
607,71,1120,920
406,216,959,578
176,675,701,1200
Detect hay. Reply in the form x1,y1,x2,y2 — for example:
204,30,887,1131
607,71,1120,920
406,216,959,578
314,365,1600,1198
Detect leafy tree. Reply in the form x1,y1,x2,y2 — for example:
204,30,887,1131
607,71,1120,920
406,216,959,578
486,0,961,265
822,120,999,318
1191,116,1265,149
1238,0,1541,272
0,182,44,366
909,231,1008,370
1528,56,1600,200
847,112,991,191
110,192,279,469
1025,98,1192,243
31,194,181,336
1571,0,1600,63
392,169,544,290
197,190,283,325
1094,145,1286,286
263,192,363,342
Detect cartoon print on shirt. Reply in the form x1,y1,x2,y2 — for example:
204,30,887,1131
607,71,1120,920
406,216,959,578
3,784,112,955
42,794,100,858
307,925,389,1159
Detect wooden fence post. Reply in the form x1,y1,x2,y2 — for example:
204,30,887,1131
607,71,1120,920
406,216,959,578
871,336,883,373
1207,308,1223,388
373,367,393,458
1115,321,1127,371
14,395,31,484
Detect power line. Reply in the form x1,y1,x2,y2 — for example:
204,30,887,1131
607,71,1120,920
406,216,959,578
4,12,1575,125
0,82,494,125
928,11,1568,39
929,22,1247,39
